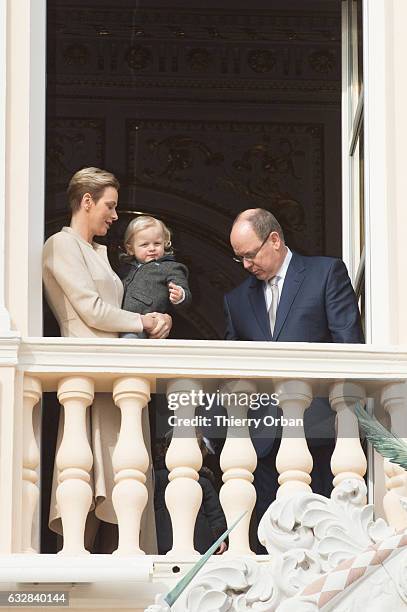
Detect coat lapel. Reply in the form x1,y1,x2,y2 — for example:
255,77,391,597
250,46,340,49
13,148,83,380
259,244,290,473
273,253,306,340
248,278,272,340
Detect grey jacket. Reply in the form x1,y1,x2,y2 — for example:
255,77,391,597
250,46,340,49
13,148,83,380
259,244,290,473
121,255,192,316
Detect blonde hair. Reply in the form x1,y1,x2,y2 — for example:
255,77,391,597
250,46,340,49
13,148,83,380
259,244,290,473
67,167,120,213
123,216,173,259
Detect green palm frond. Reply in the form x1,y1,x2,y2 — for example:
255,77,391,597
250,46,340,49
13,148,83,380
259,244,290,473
164,511,246,608
354,402,407,470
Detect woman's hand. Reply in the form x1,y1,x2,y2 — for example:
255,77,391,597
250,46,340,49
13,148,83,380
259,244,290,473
168,282,184,304
141,313,172,339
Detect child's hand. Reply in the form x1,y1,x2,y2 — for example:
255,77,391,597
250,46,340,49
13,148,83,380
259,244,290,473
168,282,184,304
215,541,227,554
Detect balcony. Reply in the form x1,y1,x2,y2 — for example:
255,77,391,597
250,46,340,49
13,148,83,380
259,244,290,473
1,337,407,610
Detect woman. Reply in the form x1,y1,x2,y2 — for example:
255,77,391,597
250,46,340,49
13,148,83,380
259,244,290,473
43,167,171,552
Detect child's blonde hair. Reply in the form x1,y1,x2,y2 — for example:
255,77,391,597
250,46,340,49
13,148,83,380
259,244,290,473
123,215,173,258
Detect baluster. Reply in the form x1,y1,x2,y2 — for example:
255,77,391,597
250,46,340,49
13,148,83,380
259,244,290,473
56,376,94,555
165,379,202,557
112,377,151,556
382,382,407,530
22,376,41,553
329,382,367,498
219,380,257,556
275,380,313,498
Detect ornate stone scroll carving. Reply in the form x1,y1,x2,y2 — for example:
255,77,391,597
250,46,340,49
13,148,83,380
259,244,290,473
146,480,396,612
258,479,394,567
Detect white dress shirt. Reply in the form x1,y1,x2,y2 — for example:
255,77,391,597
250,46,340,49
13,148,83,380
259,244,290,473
263,247,293,311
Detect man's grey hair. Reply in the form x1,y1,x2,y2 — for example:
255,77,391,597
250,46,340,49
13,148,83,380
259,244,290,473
233,208,285,242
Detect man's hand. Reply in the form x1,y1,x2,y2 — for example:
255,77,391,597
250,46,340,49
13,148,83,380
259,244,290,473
168,282,184,304
141,313,172,339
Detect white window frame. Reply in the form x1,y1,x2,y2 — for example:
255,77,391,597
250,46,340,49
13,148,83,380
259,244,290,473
0,0,11,332
3,0,389,344
363,0,392,345
342,0,391,345
342,0,391,510
2,0,46,337
341,2,364,300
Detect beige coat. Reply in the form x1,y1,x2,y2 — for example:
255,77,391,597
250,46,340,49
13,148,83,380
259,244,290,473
42,226,144,337
43,227,157,552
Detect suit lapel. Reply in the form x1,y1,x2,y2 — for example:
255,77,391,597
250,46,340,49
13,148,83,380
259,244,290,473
248,278,272,340
273,253,306,340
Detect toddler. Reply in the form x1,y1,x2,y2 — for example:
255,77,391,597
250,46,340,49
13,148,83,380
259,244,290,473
120,215,191,338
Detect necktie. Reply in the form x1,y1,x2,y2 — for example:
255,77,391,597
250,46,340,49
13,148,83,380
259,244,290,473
268,277,279,336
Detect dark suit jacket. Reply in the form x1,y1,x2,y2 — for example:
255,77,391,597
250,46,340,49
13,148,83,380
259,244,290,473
224,251,364,343
224,251,364,456
121,255,192,316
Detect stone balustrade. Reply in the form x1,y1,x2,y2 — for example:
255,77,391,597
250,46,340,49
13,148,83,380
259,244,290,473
218,379,257,556
2,338,407,557
381,382,407,530
56,376,94,556
112,377,151,556
22,376,42,554
18,375,402,558
275,379,313,497
165,378,203,557
329,382,367,495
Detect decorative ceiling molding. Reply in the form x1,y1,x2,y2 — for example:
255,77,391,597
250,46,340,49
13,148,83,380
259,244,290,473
47,3,341,103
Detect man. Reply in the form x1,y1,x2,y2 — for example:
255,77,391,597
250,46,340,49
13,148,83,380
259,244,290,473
224,208,364,528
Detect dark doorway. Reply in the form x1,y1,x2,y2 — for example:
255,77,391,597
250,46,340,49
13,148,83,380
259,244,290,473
45,0,342,341
43,0,343,553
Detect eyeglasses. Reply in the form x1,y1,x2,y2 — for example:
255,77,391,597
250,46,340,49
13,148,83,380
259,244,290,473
233,230,271,264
